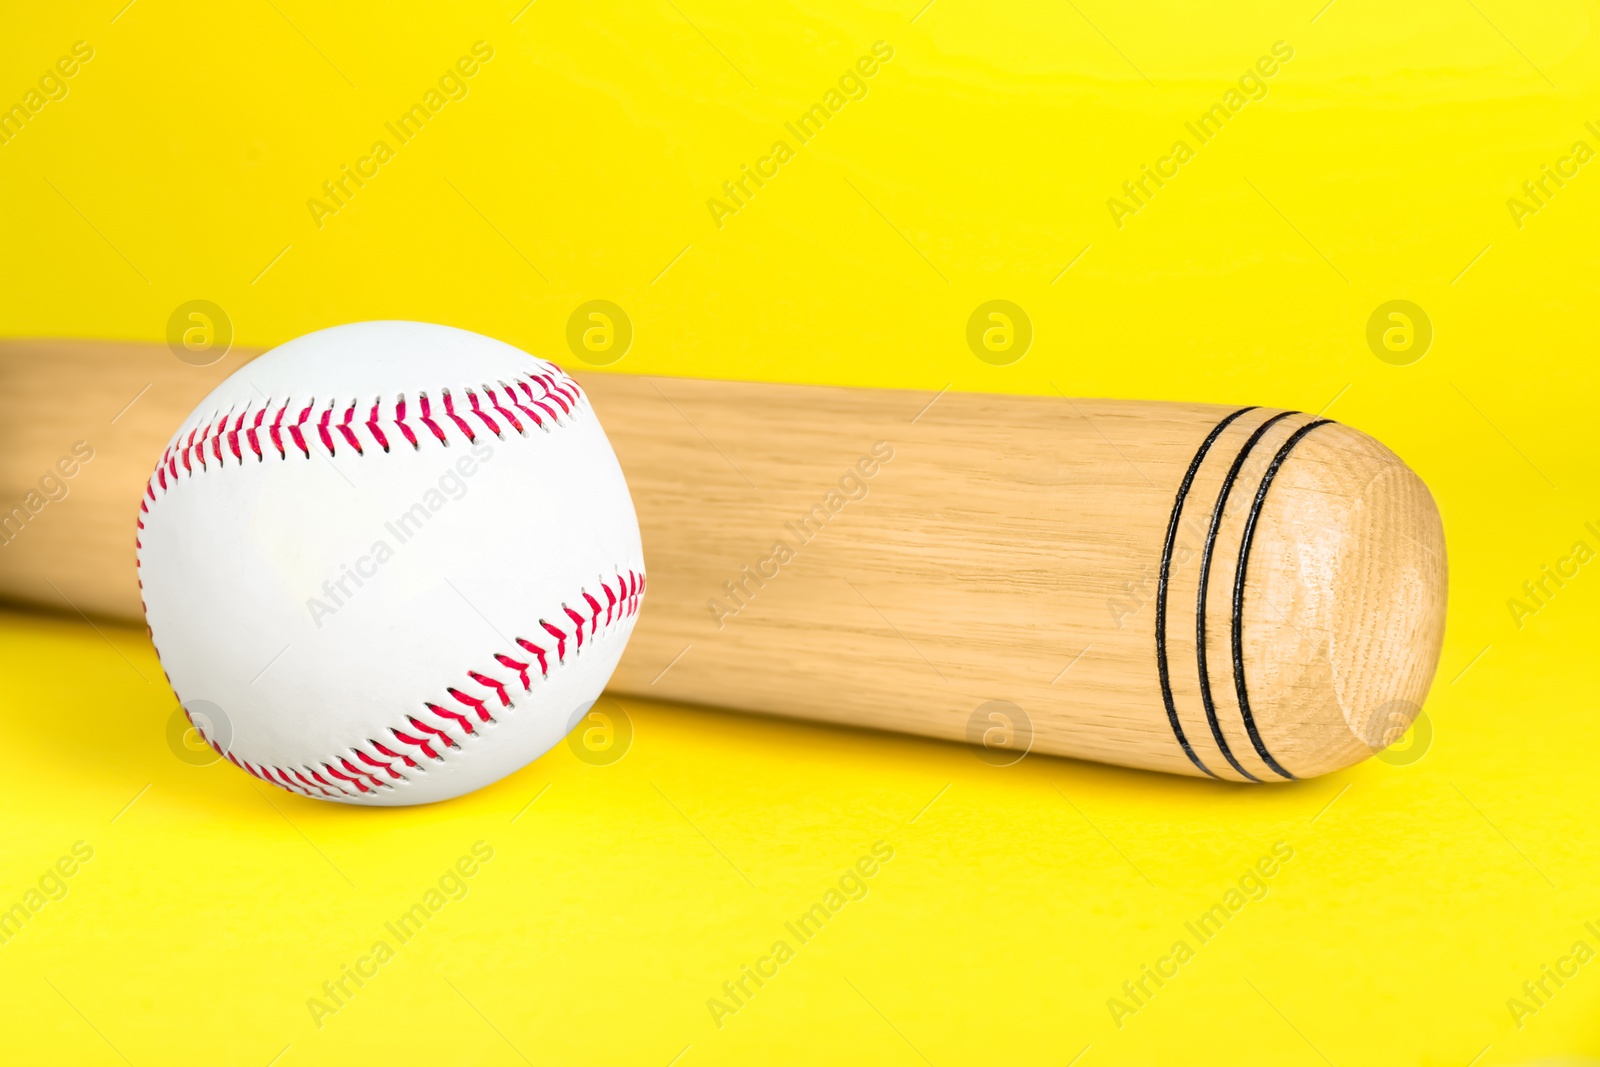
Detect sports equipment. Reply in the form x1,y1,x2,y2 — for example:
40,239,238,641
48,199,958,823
132,322,644,805
0,334,1446,783
596,378,1446,782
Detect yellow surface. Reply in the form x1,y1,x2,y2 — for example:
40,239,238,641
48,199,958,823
3,0,1599,1063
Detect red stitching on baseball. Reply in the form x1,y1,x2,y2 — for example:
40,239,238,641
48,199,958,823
150,359,581,485
269,402,288,459
540,620,569,661
494,653,532,689
341,757,387,791
482,385,524,435
408,715,458,749
267,767,301,792
261,765,303,794
417,393,449,445
564,605,587,649
373,740,420,769
364,399,391,453
501,381,545,429
426,701,476,735
461,676,505,712
226,410,245,463
390,729,437,759
186,574,644,800
261,767,302,795
551,370,582,406
515,379,560,424
191,420,210,471
324,763,371,793
515,638,549,676
337,403,365,455
288,400,314,459
440,390,477,442
464,389,502,439
531,372,574,413
247,407,266,461
304,776,339,800
545,361,582,401
268,767,307,795
394,396,420,450
317,404,337,457
356,747,404,779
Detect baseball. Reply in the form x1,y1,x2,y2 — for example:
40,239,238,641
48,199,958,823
136,321,645,805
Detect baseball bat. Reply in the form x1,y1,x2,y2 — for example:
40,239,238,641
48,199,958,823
0,338,1446,781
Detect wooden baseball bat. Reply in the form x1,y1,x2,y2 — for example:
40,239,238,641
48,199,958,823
0,338,1446,781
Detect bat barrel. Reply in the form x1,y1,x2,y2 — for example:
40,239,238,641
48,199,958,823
595,379,1446,782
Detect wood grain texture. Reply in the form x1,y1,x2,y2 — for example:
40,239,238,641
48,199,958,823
0,340,255,619
0,339,1447,780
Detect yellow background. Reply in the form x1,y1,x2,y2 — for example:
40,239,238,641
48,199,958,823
2,0,1598,1063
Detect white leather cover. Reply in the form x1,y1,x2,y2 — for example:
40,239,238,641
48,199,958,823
137,321,645,805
